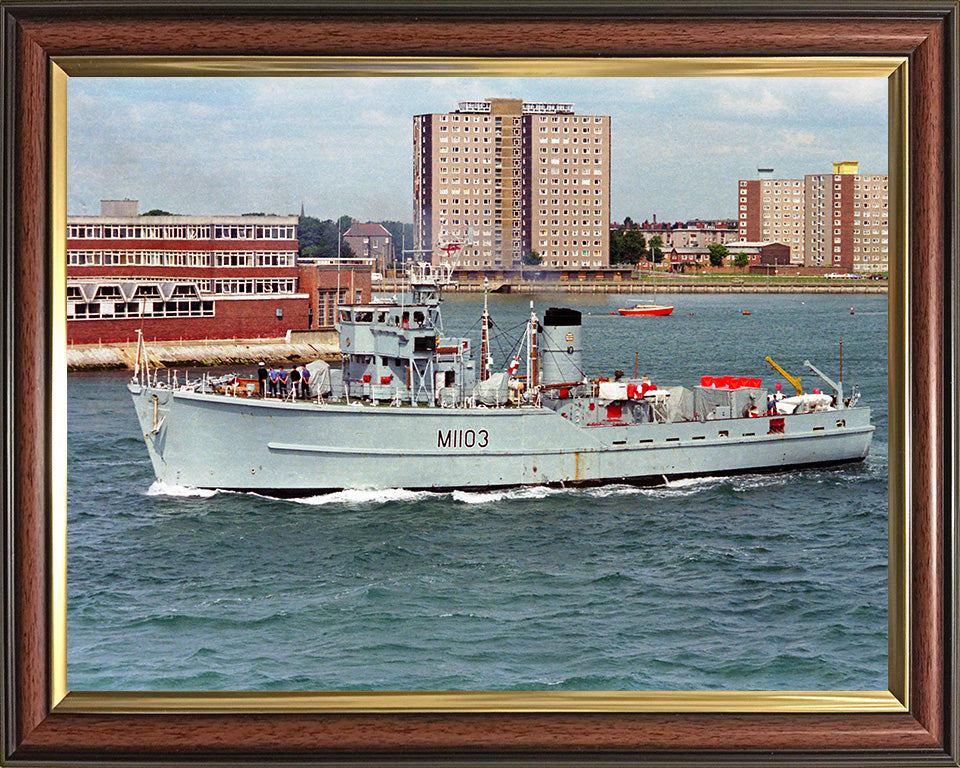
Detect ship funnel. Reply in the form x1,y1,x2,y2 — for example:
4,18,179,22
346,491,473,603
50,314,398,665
540,307,583,386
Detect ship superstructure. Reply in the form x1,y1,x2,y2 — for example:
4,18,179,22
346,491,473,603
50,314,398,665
128,264,874,495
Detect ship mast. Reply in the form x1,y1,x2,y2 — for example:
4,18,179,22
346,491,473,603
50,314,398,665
133,328,149,386
526,301,539,393
480,278,491,382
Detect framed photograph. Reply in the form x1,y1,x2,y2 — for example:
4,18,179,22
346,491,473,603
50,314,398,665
3,1,956,765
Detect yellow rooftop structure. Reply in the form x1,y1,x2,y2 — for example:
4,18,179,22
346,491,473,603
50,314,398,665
832,160,860,174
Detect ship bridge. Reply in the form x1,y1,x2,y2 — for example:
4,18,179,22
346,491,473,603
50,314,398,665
337,300,474,405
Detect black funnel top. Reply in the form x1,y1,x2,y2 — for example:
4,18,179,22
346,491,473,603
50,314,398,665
543,307,581,327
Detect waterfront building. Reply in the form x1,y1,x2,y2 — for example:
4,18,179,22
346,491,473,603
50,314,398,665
737,162,888,273
659,221,740,249
297,258,373,329
342,222,393,275
664,240,788,271
723,240,791,266
67,199,371,345
665,245,710,268
414,98,611,271
611,219,740,252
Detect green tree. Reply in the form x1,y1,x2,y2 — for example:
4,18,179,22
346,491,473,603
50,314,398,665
623,228,646,264
380,220,414,267
522,248,543,266
141,209,172,216
297,214,357,260
733,252,750,268
648,234,664,264
609,228,626,264
337,215,354,236
298,215,324,256
708,243,730,267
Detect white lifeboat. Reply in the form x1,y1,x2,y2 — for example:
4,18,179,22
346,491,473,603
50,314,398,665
777,393,833,414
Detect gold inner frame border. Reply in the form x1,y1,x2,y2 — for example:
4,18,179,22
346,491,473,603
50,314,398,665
49,55,909,715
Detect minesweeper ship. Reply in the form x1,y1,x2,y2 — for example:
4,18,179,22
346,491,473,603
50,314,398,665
128,263,874,495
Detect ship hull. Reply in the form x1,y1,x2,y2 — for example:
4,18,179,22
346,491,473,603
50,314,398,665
129,383,874,494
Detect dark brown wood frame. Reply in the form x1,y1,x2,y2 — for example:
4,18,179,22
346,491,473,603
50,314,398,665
2,2,956,765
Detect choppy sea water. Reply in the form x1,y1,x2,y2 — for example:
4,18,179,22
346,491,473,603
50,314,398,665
67,292,888,691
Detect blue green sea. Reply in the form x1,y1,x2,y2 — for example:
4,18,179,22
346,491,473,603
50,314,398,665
67,291,888,691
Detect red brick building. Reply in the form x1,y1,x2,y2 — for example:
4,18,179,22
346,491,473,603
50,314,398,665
297,260,373,329
67,200,371,344
724,240,791,266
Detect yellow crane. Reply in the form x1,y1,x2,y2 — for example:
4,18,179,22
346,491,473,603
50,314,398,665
764,356,803,395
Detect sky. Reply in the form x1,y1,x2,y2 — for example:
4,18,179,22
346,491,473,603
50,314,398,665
67,76,887,223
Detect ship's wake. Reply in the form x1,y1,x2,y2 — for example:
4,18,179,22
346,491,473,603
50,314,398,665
145,468,856,507
452,485,564,505
293,488,437,506
146,481,219,498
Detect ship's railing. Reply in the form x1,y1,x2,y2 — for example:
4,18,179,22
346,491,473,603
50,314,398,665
405,260,458,288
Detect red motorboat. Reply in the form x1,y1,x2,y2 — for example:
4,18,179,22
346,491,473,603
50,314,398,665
617,303,674,316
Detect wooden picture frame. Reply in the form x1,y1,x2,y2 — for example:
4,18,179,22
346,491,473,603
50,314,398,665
2,2,956,764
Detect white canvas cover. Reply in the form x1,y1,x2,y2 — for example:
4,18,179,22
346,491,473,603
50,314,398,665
304,359,332,396
693,385,766,420
598,381,629,401
663,386,694,421
472,371,510,406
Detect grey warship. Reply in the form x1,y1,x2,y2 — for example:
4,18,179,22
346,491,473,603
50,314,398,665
128,264,874,495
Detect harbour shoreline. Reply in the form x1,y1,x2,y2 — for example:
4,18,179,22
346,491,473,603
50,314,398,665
68,283,885,371
377,279,887,295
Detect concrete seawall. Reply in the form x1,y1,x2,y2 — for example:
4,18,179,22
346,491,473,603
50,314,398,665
68,331,340,372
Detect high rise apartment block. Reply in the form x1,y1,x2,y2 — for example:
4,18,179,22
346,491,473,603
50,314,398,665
804,165,889,272
414,98,611,270
738,162,888,272
737,178,805,258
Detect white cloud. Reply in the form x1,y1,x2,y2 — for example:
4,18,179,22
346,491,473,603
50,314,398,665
717,88,788,117
776,128,818,148
67,76,887,222
821,78,886,107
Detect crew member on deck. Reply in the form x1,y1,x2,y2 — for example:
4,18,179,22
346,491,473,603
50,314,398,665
300,365,311,399
267,365,279,397
257,362,268,398
289,365,301,400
